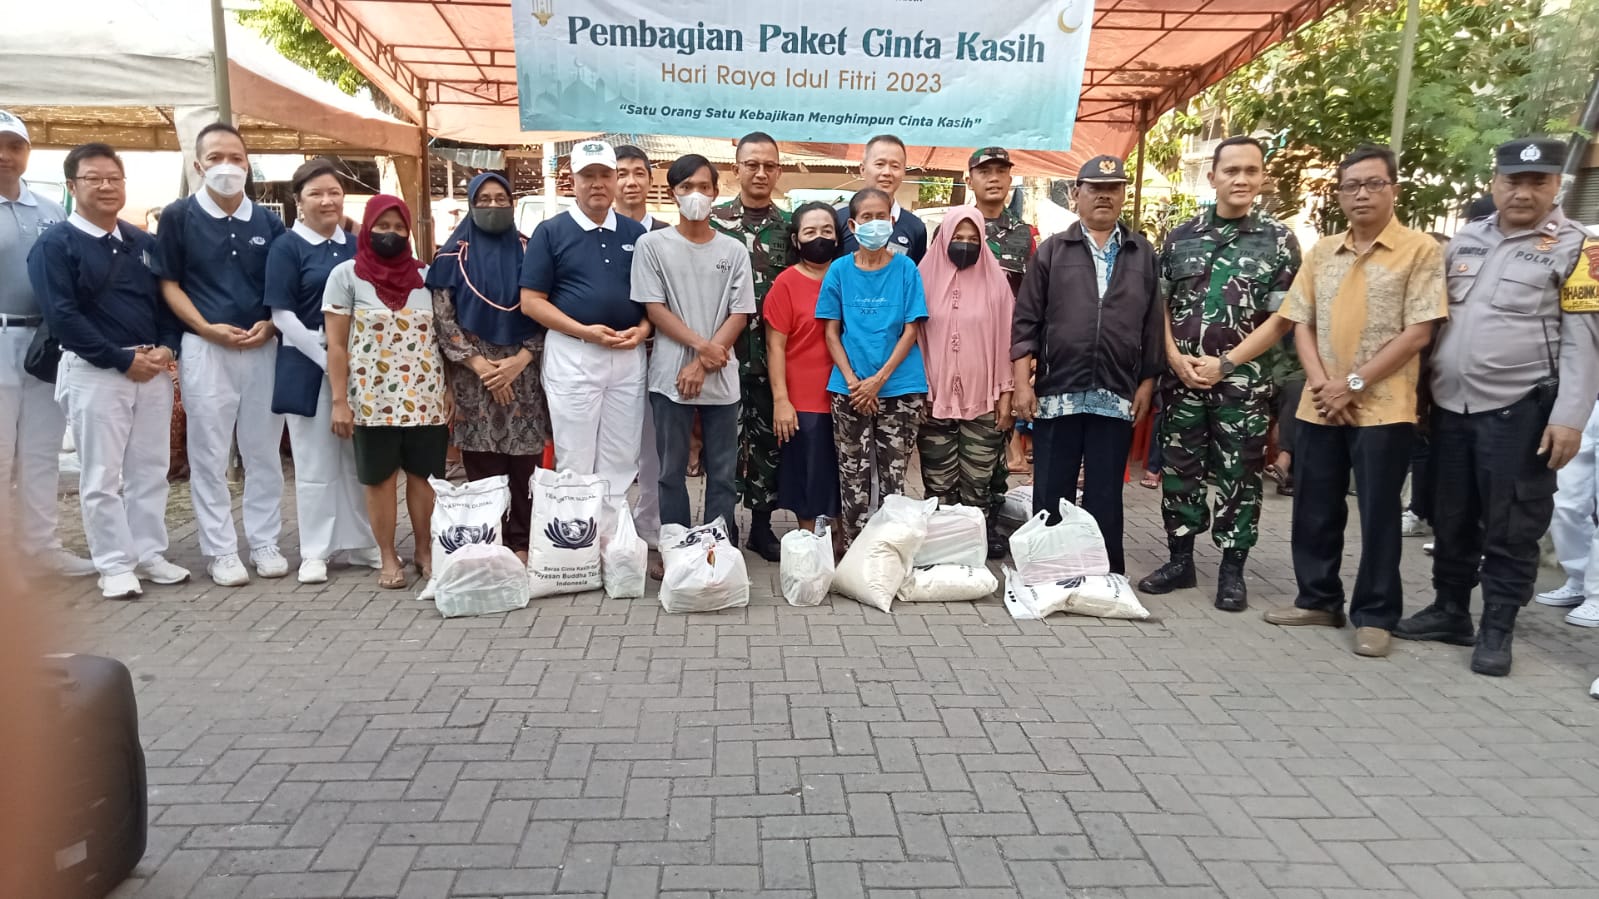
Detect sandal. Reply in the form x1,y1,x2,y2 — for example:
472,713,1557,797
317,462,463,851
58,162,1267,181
378,566,407,590
414,560,432,580
1140,470,1160,489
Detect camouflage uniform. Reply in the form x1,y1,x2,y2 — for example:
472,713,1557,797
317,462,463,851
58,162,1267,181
710,198,791,513
920,412,1007,511
831,393,925,543
1158,209,1301,550
984,210,1036,511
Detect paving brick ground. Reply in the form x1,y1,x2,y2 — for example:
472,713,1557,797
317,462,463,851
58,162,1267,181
45,469,1599,898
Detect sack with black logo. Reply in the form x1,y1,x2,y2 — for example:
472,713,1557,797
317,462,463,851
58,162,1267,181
427,475,510,577
527,469,606,598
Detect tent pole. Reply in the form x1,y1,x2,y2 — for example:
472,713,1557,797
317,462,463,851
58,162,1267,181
209,0,232,121
1133,104,1148,229
543,141,558,220
416,79,434,261
1390,0,1421,160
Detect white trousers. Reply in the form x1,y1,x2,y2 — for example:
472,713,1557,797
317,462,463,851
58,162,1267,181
1550,401,1599,595
635,397,661,546
542,330,646,506
180,334,284,558
0,326,68,553
285,378,376,561
57,353,172,576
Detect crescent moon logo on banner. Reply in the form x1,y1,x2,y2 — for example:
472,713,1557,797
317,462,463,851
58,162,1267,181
1058,5,1085,33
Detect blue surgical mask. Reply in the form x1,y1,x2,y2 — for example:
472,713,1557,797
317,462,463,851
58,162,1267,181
854,219,893,251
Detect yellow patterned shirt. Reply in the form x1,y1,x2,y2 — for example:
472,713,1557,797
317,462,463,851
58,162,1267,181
1280,217,1447,427
321,260,448,427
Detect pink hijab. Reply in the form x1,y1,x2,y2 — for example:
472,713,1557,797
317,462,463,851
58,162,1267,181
917,206,1017,420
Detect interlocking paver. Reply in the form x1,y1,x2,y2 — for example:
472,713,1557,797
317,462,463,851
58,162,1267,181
50,474,1599,897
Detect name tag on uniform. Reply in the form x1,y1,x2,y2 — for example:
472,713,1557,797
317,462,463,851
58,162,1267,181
1562,239,1599,313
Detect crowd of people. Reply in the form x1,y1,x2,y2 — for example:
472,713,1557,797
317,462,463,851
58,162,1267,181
3,102,1598,682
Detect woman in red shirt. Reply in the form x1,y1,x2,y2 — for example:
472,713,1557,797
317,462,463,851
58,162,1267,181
764,202,842,536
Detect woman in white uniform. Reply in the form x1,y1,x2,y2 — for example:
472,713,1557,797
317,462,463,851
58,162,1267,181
265,159,380,583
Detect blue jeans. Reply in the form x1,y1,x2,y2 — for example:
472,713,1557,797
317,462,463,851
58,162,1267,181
652,394,741,544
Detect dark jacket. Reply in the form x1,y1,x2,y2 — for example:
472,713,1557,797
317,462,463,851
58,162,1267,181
1010,221,1164,401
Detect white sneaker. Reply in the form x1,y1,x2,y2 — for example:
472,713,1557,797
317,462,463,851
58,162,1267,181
252,545,290,579
298,558,329,584
41,547,99,578
97,572,142,600
208,553,250,587
1400,511,1430,537
1422,542,1435,556
344,547,385,570
1590,676,1599,699
135,555,191,585
1538,582,1587,606
1565,598,1599,627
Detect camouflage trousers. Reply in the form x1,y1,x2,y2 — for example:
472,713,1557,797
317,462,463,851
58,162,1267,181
917,412,1006,515
832,392,925,542
737,369,779,513
1159,379,1271,550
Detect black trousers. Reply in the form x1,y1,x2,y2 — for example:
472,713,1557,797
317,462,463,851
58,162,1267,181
1291,420,1414,629
461,450,541,554
1276,379,1306,456
1430,395,1557,609
1408,435,1432,520
1032,413,1133,574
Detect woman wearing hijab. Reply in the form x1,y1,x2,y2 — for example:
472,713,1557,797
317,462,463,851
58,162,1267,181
428,173,548,559
324,195,449,589
265,158,380,584
917,207,1016,558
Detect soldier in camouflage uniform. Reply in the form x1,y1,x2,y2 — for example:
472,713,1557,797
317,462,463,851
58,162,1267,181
967,147,1037,556
1138,136,1302,612
709,132,790,561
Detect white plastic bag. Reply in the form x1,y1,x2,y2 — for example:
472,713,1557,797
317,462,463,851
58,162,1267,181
896,564,998,603
527,469,606,598
659,518,750,613
833,495,936,612
433,544,530,618
913,505,988,568
599,498,648,599
1003,566,1149,620
1000,486,1034,528
429,475,510,578
1009,499,1111,586
779,527,834,607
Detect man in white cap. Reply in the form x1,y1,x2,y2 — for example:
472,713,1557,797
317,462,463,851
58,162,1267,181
0,110,96,577
520,140,652,506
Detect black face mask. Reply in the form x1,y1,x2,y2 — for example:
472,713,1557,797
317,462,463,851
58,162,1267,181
471,206,515,235
797,236,838,264
947,240,982,270
369,231,409,258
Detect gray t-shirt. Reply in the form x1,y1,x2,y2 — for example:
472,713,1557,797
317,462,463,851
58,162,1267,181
632,227,756,406
1,183,68,316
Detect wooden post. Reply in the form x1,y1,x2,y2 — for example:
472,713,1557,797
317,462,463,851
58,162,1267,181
415,79,434,261
1132,104,1148,229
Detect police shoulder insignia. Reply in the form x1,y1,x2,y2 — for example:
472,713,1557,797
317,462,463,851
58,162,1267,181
1561,239,1599,314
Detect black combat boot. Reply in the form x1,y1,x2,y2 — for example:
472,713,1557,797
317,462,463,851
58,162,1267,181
745,510,782,563
1215,548,1248,612
986,516,1008,560
1470,603,1519,677
1395,591,1476,645
1138,535,1196,594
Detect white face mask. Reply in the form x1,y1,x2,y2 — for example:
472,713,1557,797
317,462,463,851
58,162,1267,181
202,162,247,198
675,192,713,222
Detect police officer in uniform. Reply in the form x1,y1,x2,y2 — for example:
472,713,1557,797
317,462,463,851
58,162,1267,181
1138,135,1301,611
1396,138,1599,676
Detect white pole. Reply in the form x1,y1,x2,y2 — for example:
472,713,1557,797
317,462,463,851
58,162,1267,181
543,140,558,219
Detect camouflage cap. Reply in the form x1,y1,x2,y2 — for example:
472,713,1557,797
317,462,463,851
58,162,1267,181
968,147,1012,170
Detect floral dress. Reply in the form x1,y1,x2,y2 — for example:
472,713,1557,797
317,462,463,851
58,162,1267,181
322,260,447,427
433,287,550,455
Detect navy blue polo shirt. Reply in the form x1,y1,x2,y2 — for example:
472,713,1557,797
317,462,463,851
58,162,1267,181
264,223,349,329
27,216,183,372
519,208,647,331
834,202,928,262
152,192,285,330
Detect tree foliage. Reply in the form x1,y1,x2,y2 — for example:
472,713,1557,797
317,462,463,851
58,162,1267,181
237,0,371,96
1178,0,1598,230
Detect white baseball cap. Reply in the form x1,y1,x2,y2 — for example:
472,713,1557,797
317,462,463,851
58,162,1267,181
570,140,617,173
0,109,29,143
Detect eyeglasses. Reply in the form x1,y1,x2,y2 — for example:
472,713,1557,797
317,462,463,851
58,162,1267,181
72,175,124,188
1337,178,1393,195
474,196,512,208
738,161,781,174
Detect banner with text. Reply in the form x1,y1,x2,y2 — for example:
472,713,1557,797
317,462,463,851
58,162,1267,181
512,0,1095,150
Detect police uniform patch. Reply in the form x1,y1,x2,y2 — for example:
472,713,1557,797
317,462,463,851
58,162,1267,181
1562,239,1599,313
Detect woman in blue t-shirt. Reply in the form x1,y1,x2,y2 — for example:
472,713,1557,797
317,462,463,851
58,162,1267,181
265,159,380,585
815,188,929,545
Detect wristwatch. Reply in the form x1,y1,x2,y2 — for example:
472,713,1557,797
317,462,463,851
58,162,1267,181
1219,352,1236,376
1346,372,1366,392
